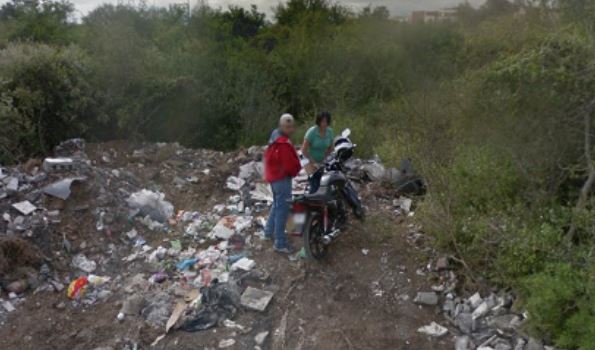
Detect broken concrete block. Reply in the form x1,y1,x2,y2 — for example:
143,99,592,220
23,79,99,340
120,295,145,315
455,335,472,350
435,256,449,270
414,292,439,306
494,343,512,350
2,300,16,312
254,331,269,345
231,257,256,271
218,339,235,348
6,177,18,192
394,197,412,213
487,314,521,330
526,338,544,350
514,338,526,350
456,312,476,334
472,301,490,319
43,157,76,172
12,200,36,215
361,162,385,181
240,287,274,311
43,177,86,200
468,292,483,308
417,321,448,337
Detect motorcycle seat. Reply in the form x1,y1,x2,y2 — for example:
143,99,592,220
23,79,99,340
302,191,333,202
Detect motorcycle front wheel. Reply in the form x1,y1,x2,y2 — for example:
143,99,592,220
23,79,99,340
303,213,328,259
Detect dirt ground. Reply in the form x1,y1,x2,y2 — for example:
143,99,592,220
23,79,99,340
0,141,452,350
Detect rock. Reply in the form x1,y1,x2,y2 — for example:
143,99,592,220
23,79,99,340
97,290,112,301
435,256,449,270
2,300,16,312
361,162,385,181
120,295,145,315
455,312,476,334
394,197,412,213
454,302,471,318
417,321,448,337
526,338,544,350
443,299,456,317
72,254,96,273
6,279,28,294
495,343,512,350
241,287,274,311
488,314,521,330
43,157,77,172
231,257,256,271
6,177,19,193
12,201,36,215
254,331,269,345
218,338,236,348
414,292,439,306
455,335,472,350
472,301,490,319
468,292,483,308
514,338,526,350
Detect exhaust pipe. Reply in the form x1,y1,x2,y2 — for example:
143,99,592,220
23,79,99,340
323,229,341,245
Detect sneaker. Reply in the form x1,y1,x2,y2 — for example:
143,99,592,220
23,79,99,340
273,245,294,254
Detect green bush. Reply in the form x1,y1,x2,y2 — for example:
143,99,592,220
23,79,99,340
0,43,103,163
522,263,595,349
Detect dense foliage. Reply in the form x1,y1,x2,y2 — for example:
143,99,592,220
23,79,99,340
0,0,593,348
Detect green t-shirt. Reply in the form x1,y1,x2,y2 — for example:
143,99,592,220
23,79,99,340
305,126,334,163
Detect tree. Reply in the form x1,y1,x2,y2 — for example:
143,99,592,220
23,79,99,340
220,5,265,39
0,0,75,44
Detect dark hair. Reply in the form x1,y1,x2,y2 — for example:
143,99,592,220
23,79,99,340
316,111,332,126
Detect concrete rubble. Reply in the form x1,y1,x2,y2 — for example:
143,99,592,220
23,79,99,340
406,216,550,350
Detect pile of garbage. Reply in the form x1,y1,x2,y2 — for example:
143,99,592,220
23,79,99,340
413,257,544,350
399,196,550,350
0,139,279,340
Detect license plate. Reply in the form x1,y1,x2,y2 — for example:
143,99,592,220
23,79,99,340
293,213,306,225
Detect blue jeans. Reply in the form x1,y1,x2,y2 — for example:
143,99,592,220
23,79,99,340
265,177,292,248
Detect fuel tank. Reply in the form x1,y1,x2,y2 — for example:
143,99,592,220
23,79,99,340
320,171,347,187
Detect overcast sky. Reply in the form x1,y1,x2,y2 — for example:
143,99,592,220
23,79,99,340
0,0,486,18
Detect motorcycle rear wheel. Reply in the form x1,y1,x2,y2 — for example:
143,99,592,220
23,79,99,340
303,214,328,259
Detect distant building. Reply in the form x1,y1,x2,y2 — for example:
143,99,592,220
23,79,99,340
410,9,457,23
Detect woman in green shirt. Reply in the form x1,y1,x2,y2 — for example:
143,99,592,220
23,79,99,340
302,111,334,193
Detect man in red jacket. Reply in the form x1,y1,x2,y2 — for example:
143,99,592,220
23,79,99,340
263,114,302,253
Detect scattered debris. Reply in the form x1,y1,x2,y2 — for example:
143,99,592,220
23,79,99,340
166,301,187,333
254,331,269,345
218,338,236,348
414,292,439,306
182,282,240,332
72,254,96,273
43,177,85,200
240,287,274,311
417,321,448,337
127,189,174,223
231,257,256,271
42,157,77,172
12,201,36,215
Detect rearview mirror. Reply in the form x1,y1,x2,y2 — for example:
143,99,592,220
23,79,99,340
341,129,351,138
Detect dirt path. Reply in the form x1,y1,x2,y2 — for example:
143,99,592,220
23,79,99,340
0,141,452,350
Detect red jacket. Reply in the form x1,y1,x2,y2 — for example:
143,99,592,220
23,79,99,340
264,133,301,183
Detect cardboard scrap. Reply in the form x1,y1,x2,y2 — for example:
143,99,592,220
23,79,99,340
166,301,187,333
